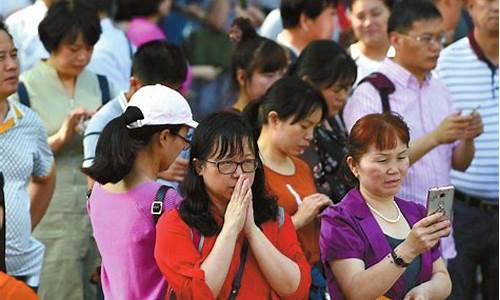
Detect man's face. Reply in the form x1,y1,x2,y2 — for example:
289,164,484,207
468,0,499,35
392,18,445,73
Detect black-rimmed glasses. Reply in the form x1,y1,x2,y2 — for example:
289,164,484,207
201,159,258,174
174,133,191,150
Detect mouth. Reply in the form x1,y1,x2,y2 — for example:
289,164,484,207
4,75,17,83
384,178,400,185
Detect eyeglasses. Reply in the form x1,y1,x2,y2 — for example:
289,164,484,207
400,33,447,46
174,133,191,150
202,159,259,175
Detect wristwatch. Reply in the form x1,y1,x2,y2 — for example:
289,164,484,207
391,249,410,268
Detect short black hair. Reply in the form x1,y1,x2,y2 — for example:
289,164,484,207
347,0,394,10
132,40,188,88
281,0,337,29
39,0,101,53
129,0,162,17
87,0,113,14
387,0,442,34
0,21,13,40
290,40,357,90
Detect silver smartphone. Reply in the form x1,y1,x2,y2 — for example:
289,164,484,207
426,185,455,219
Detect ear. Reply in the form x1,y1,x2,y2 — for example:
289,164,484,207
302,74,311,84
389,31,402,51
299,12,310,32
266,111,280,128
158,129,171,145
193,158,204,175
236,69,247,87
129,76,141,95
346,156,359,178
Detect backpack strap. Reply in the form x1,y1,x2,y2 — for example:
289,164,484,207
358,72,395,113
151,185,171,224
228,240,249,300
17,82,30,107
97,74,111,105
190,228,204,253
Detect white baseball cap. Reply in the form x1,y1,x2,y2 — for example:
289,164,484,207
126,84,198,129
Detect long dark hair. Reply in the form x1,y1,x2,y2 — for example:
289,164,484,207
243,76,328,138
179,111,278,236
289,40,357,90
82,107,181,184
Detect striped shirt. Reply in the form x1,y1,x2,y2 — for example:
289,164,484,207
344,58,457,259
435,34,499,202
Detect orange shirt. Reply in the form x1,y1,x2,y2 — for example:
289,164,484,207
154,209,311,300
264,157,320,264
0,272,39,300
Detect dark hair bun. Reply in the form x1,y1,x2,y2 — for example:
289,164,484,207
229,17,258,44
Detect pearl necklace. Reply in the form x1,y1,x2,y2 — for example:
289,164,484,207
366,201,402,223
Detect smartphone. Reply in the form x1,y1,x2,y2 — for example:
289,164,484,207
426,186,455,219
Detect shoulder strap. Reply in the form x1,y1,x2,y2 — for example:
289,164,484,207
278,206,285,228
97,74,111,105
17,82,30,107
190,228,204,253
151,185,171,224
228,241,249,300
0,172,6,273
358,72,395,113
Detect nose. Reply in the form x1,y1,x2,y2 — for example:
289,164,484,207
305,127,314,142
5,54,18,71
231,164,244,178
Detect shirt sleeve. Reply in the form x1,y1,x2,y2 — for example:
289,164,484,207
343,83,383,133
320,206,365,263
31,112,53,178
82,115,102,168
154,210,215,300
275,213,311,300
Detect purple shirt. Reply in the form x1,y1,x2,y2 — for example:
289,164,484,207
87,180,182,300
343,58,457,259
320,188,441,300
126,17,166,48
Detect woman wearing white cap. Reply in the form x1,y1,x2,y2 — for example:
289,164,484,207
82,84,197,300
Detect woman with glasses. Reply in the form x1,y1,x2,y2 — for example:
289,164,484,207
244,76,333,299
290,40,358,204
82,85,197,300
154,111,311,299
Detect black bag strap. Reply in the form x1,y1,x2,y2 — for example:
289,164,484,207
97,74,111,105
228,240,249,300
0,172,6,272
358,72,395,113
151,185,171,224
17,81,30,107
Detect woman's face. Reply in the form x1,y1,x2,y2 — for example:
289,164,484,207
198,138,257,206
243,68,285,102
270,107,323,157
348,137,409,199
320,80,353,116
350,0,390,47
51,33,93,77
0,30,19,99
307,6,337,41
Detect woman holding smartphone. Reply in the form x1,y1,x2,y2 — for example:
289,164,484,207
320,113,452,300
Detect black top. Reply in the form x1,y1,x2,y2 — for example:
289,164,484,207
385,234,421,294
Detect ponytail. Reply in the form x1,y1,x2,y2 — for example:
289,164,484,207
82,107,144,184
242,96,264,140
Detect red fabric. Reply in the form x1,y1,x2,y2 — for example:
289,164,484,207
264,157,320,265
0,272,39,300
154,210,311,300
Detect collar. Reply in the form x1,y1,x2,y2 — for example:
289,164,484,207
118,92,128,112
100,18,113,32
468,31,498,72
276,31,301,57
383,58,431,89
0,100,24,134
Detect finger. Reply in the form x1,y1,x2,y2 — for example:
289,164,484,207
176,158,189,166
425,219,450,234
415,213,443,228
233,175,244,199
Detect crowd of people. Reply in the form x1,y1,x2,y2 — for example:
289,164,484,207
0,0,497,299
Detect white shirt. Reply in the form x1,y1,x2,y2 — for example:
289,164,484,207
87,18,135,92
5,0,49,72
435,36,499,201
0,0,31,19
350,43,395,85
259,8,282,41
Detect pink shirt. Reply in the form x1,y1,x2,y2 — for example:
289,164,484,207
87,180,182,300
126,17,166,48
343,58,457,259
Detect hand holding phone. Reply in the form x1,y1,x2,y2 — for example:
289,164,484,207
426,186,454,220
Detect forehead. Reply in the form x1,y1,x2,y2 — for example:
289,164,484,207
352,0,386,12
0,31,14,49
209,136,256,159
407,18,444,34
365,136,407,154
